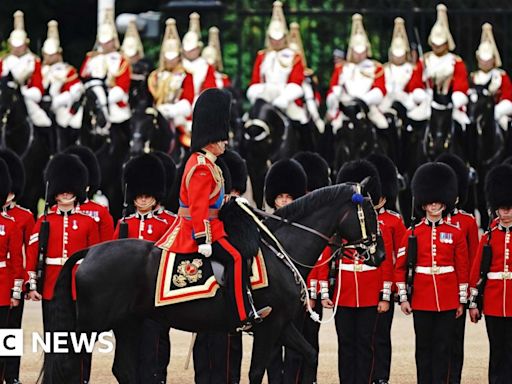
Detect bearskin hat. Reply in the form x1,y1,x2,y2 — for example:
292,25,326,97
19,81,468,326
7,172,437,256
411,162,457,212
191,88,231,152
0,159,12,207
0,148,25,199
486,164,512,211
436,152,469,206
366,153,398,202
64,145,101,197
336,159,382,205
44,154,88,204
123,154,166,203
221,150,248,194
293,151,330,192
152,151,177,197
265,159,307,208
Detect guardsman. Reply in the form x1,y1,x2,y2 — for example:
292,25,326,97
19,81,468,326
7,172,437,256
414,4,470,126
0,159,24,384
395,162,469,384
470,23,512,130
64,145,114,243
147,19,195,148
366,153,407,384
41,20,84,149
0,11,51,129
247,2,305,121
469,164,512,383
319,160,393,384
181,12,217,98
79,8,131,145
113,154,170,241
326,13,387,131
202,27,231,89
0,149,34,384
152,151,178,225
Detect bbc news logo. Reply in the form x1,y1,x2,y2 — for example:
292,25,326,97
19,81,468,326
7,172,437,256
0,330,114,356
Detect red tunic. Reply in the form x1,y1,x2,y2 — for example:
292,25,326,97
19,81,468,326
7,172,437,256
4,203,35,247
0,213,24,306
327,61,387,97
394,218,469,312
113,212,170,241
0,53,44,94
378,209,407,263
155,151,226,253
446,209,480,268
470,225,512,317
155,207,178,227
416,55,469,94
77,199,114,243
26,210,100,300
202,64,218,91
249,50,305,86
306,247,332,299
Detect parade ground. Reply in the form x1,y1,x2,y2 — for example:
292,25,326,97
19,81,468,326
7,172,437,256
19,301,488,383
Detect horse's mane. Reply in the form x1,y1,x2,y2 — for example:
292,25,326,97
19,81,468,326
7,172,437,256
268,183,355,229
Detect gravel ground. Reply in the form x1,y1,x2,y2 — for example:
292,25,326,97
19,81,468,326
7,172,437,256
17,301,489,383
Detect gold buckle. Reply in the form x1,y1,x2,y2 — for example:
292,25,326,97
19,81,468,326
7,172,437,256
354,264,363,272
431,266,440,274
501,271,512,280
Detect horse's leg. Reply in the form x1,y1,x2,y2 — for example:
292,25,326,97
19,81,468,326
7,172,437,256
280,323,318,384
112,319,143,384
248,320,285,384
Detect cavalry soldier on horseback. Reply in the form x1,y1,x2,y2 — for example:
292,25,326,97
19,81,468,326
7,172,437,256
64,146,114,243
79,8,131,144
320,159,393,384
148,19,195,148
182,13,217,98
326,13,387,131
469,164,512,383
470,23,512,131
202,27,231,89
41,20,84,149
0,159,25,384
395,162,469,384
0,11,52,129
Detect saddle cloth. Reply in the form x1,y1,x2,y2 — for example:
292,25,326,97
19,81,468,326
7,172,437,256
155,248,269,306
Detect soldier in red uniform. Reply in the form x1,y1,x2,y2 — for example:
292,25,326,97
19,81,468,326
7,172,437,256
366,153,406,384
469,164,512,383
435,152,480,384
0,159,24,384
320,160,393,384
0,149,34,384
64,146,114,243
201,27,231,90
395,162,469,384
113,154,170,241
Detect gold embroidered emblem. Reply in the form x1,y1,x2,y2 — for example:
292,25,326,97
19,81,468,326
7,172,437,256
172,259,204,287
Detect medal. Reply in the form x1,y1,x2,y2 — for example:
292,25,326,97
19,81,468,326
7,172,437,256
147,224,153,235
0,225,4,236
72,220,78,230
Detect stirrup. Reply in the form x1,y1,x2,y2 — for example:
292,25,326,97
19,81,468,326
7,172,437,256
237,306,272,332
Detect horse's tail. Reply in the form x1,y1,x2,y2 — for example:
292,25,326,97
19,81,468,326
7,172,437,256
40,249,89,384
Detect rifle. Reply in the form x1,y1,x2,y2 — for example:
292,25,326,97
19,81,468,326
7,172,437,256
475,226,493,319
36,181,50,295
406,197,418,302
118,183,129,239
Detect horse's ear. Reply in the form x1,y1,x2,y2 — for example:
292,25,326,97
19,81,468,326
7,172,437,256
360,176,371,195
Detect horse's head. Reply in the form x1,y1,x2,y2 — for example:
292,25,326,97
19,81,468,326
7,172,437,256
467,80,495,125
129,105,173,157
243,99,285,146
426,89,454,159
0,72,21,114
82,79,110,133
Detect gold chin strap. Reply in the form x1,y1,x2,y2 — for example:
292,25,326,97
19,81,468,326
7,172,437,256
135,197,156,211
355,184,368,241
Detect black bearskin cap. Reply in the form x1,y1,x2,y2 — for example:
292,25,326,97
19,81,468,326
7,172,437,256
265,159,307,208
152,151,177,198
436,152,469,206
0,159,12,206
123,154,166,203
486,164,512,211
411,162,457,212
44,154,88,204
221,150,248,195
64,145,101,197
191,88,231,152
336,159,382,205
293,151,330,192
366,153,398,202
0,148,24,199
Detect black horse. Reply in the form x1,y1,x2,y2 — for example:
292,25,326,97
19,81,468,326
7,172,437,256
41,182,383,384
129,105,175,157
79,79,110,152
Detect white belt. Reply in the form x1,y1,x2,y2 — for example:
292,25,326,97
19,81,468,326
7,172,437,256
487,271,512,280
0,261,6,268
339,264,377,272
415,266,454,275
46,258,83,266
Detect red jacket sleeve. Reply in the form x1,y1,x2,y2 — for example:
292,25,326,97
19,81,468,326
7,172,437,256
115,57,131,92
499,72,512,102
470,235,486,289
8,223,24,281
180,73,195,105
99,208,114,242
327,64,343,96
288,55,305,86
250,52,265,85
466,217,480,268
26,218,42,275
405,63,425,92
61,67,81,93
453,59,469,93
79,56,90,78
372,63,386,96
87,219,100,247
27,58,44,94
113,221,120,240
201,65,217,91
380,226,395,284
223,74,232,89
454,229,469,285
187,164,215,244
394,229,410,285
23,213,36,248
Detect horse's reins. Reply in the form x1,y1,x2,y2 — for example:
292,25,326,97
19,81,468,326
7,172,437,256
0,108,11,149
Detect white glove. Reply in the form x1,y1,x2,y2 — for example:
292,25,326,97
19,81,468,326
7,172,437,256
326,92,340,110
52,91,72,110
198,244,212,258
107,86,125,104
360,88,384,107
21,86,42,103
412,88,427,105
236,197,250,206
247,83,265,104
495,99,512,120
451,91,469,109
272,95,289,110
157,104,178,119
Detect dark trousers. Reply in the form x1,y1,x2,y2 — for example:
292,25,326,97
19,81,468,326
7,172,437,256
138,318,171,384
485,315,512,384
0,305,19,383
3,299,23,381
413,310,456,384
335,306,378,384
373,302,395,382
449,310,466,384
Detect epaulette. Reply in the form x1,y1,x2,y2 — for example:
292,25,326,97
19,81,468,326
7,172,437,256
152,215,168,224
14,205,33,215
75,211,95,220
88,199,108,209
443,221,461,230
197,154,207,165
385,209,402,218
257,49,266,55
86,51,100,58
373,61,385,79
0,212,15,222
456,209,475,219
334,62,343,69
453,54,463,63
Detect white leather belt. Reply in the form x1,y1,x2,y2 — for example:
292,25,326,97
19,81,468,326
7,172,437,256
46,258,83,266
415,266,454,275
487,271,512,280
0,261,6,268
339,264,377,272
